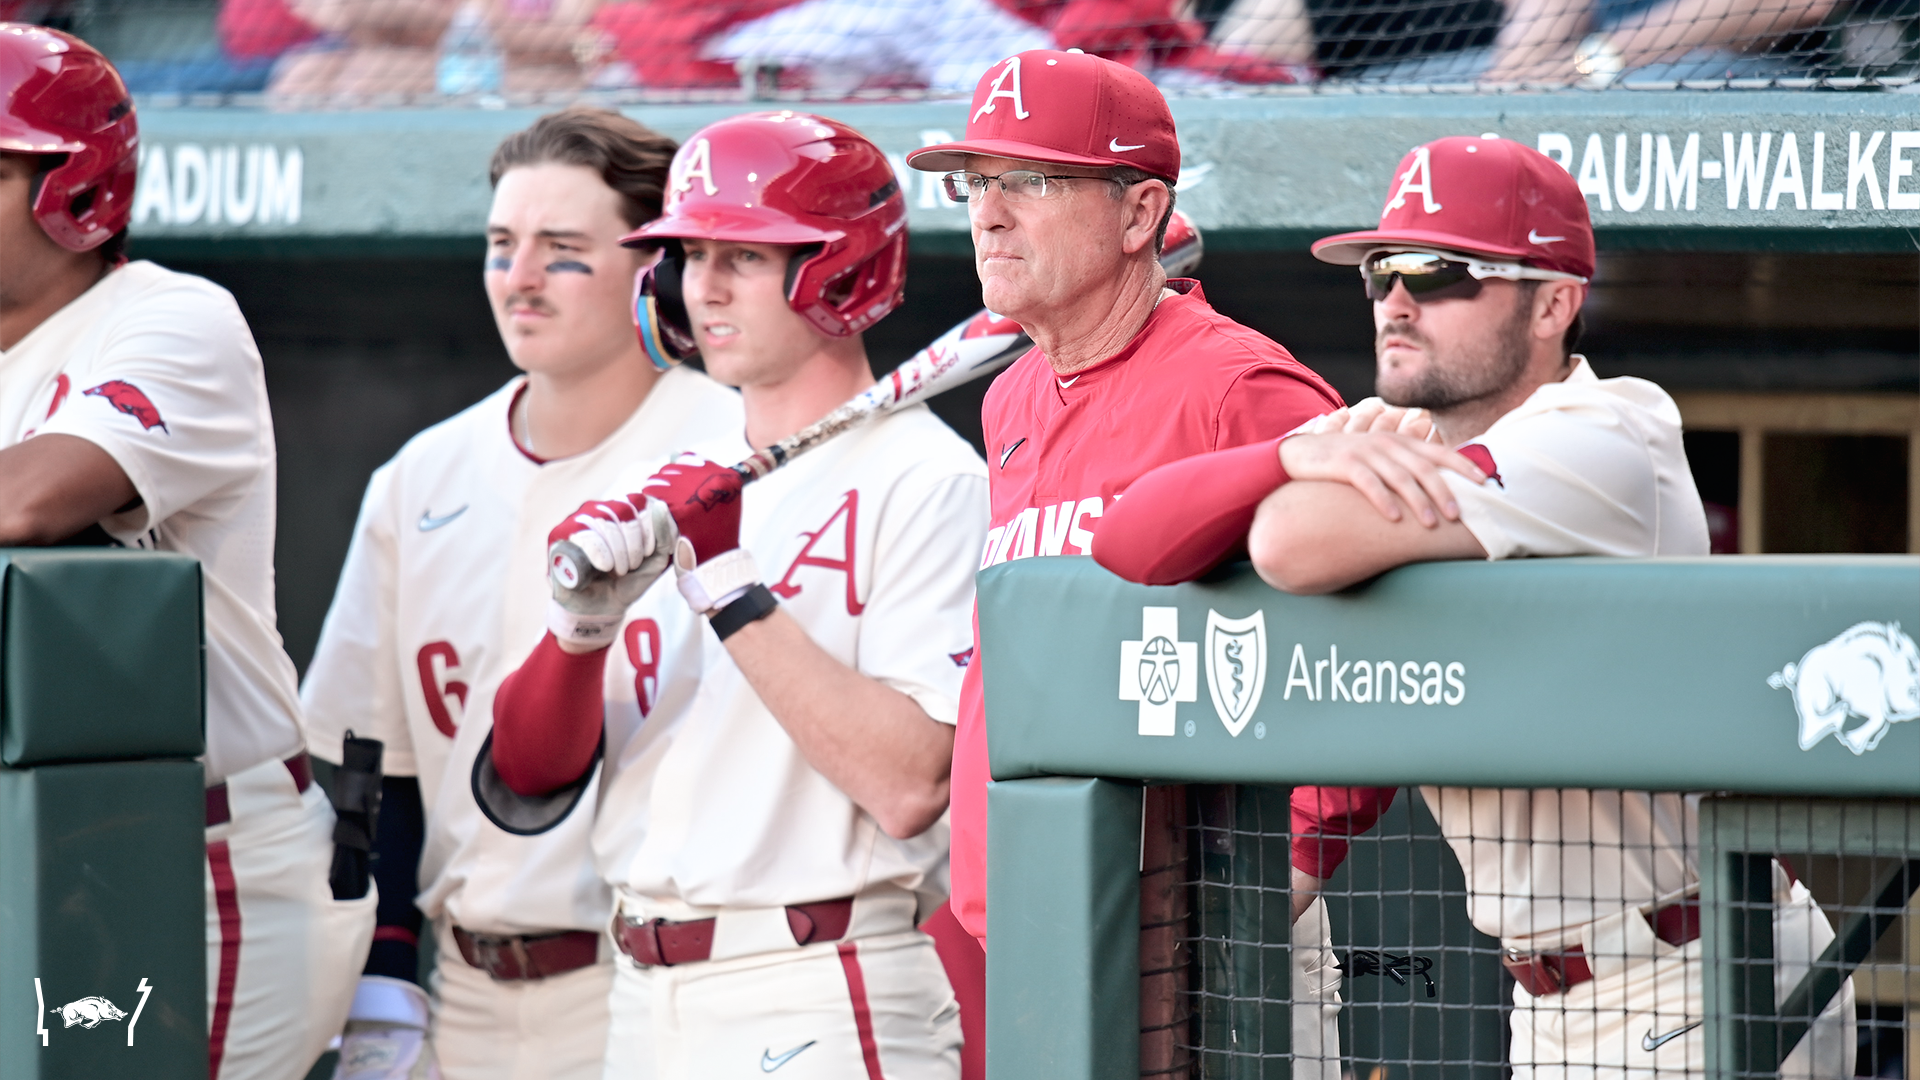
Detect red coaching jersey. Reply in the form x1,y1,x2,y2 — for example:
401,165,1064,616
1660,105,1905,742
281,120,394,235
950,280,1342,939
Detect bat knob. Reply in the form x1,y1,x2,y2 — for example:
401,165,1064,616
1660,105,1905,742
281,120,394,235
549,539,595,592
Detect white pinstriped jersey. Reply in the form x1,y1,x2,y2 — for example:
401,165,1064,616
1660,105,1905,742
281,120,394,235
591,404,988,918
302,366,743,934
0,261,302,785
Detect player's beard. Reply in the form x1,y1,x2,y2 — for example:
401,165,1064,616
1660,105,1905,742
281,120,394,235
1374,293,1532,411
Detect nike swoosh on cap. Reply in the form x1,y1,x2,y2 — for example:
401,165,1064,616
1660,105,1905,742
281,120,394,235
418,505,469,531
761,1041,817,1072
1528,230,1566,244
1109,138,1146,152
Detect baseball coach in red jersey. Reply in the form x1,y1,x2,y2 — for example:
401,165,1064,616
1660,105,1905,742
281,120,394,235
905,48,1347,1073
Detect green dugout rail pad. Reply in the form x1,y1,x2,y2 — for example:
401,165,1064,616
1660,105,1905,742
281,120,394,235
978,556,1920,1080
0,550,208,1077
978,556,1920,795
2,550,205,766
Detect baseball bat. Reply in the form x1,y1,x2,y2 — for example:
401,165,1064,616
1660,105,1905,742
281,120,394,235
550,211,1203,591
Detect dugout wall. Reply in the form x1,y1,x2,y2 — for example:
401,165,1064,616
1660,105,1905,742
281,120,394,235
980,555,1920,1079
0,551,207,1077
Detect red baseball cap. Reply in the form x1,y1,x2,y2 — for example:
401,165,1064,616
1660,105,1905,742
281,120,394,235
905,50,1179,183
1312,135,1594,280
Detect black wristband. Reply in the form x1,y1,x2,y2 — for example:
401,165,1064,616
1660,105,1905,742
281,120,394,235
709,583,779,641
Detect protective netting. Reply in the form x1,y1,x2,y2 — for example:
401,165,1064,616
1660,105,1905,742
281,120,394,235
10,0,1915,107
1155,785,1918,1080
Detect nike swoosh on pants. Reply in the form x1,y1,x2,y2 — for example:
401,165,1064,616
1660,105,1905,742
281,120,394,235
761,1040,817,1071
1641,1020,1702,1051
418,506,469,531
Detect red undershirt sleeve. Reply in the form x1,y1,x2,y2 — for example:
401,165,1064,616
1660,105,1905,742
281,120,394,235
490,632,609,797
1290,786,1400,879
1092,438,1288,585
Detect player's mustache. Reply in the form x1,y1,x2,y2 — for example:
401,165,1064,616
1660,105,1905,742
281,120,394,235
505,294,558,316
1377,318,1430,352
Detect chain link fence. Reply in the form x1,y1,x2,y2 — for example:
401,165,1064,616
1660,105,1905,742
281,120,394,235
8,0,1915,108
1161,784,1916,1080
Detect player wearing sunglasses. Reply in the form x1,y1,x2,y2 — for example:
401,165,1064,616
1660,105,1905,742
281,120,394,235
1091,139,1851,1080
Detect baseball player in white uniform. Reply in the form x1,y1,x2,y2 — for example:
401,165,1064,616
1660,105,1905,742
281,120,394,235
0,24,371,1080
479,111,986,1080
1097,134,1855,1080
302,107,743,1080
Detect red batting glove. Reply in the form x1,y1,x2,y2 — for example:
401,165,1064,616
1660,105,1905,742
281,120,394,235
639,455,757,613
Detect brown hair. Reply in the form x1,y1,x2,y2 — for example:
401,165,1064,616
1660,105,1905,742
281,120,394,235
489,107,678,230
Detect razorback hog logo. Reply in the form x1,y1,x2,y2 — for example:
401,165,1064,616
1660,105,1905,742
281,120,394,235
54,996,126,1029
83,380,168,433
1769,621,1920,755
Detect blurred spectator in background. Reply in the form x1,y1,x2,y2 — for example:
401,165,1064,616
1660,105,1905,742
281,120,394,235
1484,0,1840,82
269,0,597,101
589,0,1311,95
588,0,795,91
270,0,455,100
703,0,1051,95
220,0,321,64
1211,0,1317,66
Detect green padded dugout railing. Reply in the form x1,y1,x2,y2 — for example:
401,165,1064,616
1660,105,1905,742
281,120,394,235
0,550,207,1078
979,555,1920,1080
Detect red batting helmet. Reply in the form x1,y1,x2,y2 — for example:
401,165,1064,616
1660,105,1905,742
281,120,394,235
623,111,906,364
0,24,139,252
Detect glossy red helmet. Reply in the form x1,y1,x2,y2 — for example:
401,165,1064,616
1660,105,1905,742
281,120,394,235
0,24,138,252
623,111,906,363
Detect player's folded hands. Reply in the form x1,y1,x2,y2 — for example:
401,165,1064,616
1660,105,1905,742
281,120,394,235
1279,429,1485,528
1306,398,1435,440
550,496,660,576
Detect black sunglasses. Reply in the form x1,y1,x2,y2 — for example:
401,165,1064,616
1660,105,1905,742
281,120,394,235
1362,250,1586,303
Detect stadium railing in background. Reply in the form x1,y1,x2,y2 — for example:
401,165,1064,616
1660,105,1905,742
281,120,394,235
13,0,1918,108
978,555,1920,1080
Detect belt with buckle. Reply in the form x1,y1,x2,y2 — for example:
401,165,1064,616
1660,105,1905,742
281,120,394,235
205,754,313,827
1502,899,1701,996
615,896,855,967
452,925,601,982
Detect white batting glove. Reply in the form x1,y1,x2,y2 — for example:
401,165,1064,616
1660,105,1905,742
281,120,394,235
332,976,441,1080
545,496,677,648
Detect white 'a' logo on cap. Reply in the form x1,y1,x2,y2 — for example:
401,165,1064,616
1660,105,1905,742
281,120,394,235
673,138,719,199
972,56,1030,123
1384,145,1442,216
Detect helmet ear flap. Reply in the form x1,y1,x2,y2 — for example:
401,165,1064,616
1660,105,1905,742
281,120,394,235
633,244,699,371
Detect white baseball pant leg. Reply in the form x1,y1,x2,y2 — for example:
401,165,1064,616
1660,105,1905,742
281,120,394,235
1293,895,1345,1080
604,921,960,1080
430,920,615,1080
206,756,376,1080
1510,872,1855,1080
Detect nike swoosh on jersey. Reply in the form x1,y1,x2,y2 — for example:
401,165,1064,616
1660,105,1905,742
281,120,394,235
1641,1020,1702,1052
1527,230,1566,244
999,437,1027,469
1109,138,1146,152
418,506,469,531
760,1041,816,1072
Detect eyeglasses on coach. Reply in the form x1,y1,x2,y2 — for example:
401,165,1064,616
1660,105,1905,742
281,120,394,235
940,170,1121,204
1362,249,1588,303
